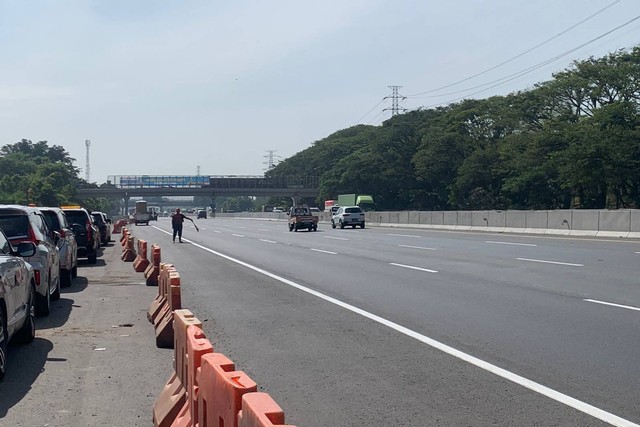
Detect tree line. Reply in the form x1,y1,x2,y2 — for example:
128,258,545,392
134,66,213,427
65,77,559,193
267,47,640,211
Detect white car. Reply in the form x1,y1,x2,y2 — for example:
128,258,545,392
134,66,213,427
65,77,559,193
331,206,365,229
0,227,37,380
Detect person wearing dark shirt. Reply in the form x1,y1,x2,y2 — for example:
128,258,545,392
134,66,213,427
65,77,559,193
171,208,194,243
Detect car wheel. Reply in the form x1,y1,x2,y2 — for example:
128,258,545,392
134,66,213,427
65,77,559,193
361,223,365,229
35,281,51,317
289,224,293,232
0,306,7,381
352,225,356,229
15,284,36,344
339,220,344,229
88,251,97,264
61,268,72,288
71,265,78,278
331,221,336,229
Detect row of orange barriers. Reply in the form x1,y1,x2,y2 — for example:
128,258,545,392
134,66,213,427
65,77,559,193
155,309,295,427
122,231,296,426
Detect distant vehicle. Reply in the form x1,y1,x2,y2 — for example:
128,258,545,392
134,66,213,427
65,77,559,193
62,206,100,266
0,205,61,316
91,212,112,246
332,206,365,229
324,200,336,212
134,200,151,225
197,209,207,219
329,205,340,216
288,205,318,232
309,207,320,213
40,207,78,287
337,194,375,211
0,227,37,380
148,206,160,221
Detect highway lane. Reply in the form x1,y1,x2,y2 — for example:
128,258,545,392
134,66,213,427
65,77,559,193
132,218,639,426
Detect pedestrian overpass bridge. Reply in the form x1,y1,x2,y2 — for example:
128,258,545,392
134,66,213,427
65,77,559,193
76,175,320,210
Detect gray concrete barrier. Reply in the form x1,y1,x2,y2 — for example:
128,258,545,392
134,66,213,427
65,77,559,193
597,210,632,238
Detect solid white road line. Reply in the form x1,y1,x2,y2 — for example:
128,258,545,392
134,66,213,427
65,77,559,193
257,229,269,232
388,233,421,238
151,226,637,427
635,252,640,254
390,262,438,273
584,299,640,312
324,236,350,241
398,244,437,251
259,239,277,244
486,241,537,247
310,248,338,255
517,258,584,267
213,230,221,233
232,234,245,237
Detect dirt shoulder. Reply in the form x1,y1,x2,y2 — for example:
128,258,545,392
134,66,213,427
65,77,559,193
0,240,172,427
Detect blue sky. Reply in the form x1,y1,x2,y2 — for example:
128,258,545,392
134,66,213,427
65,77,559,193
1,0,638,183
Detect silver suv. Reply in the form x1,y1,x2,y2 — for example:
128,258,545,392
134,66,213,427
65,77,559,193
331,206,366,229
0,205,61,316
0,227,37,380
40,207,79,287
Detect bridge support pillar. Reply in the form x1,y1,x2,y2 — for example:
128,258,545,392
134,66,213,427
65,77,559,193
123,195,130,216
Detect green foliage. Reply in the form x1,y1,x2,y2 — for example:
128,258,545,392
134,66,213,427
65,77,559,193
270,46,640,210
0,139,82,206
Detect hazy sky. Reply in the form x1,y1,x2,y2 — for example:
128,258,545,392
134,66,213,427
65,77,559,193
1,0,638,184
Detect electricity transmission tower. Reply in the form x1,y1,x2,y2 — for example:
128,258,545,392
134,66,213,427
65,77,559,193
383,85,407,116
263,150,281,173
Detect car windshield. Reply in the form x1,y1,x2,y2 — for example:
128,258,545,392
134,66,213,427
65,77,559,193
91,213,104,224
42,211,61,231
345,207,362,213
0,214,29,239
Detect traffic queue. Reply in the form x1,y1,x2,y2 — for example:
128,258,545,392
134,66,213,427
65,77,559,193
0,204,112,380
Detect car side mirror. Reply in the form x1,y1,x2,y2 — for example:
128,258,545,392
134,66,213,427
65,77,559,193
17,241,37,257
52,230,61,244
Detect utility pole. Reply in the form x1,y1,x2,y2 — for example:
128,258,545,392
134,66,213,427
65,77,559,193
196,165,201,176
383,85,407,116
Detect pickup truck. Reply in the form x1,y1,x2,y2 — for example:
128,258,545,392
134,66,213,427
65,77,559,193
288,205,318,232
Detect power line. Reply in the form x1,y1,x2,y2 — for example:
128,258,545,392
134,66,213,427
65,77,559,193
407,0,622,97
419,13,640,109
356,98,386,123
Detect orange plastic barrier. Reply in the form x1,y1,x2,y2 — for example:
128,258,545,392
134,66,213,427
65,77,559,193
154,267,182,348
121,235,137,262
147,263,173,324
112,219,126,234
238,393,297,427
197,353,258,427
170,324,214,427
153,309,201,427
145,244,161,286
133,239,150,272
120,228,129,246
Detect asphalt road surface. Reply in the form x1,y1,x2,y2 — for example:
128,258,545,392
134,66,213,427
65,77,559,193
131,217,640,426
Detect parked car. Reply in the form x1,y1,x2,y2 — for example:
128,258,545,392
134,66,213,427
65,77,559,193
331,206,366,229
40,207,79,287
91,211,112,246
197,209,207,219
0,205,61,316
0,227,37,380
61,206,100,264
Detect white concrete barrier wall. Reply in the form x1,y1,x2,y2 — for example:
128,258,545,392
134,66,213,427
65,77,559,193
419,211,432,225
632,210,640,232
599,210,631,232
432,211,445,225
399,211,410,224
506,211,526,228
571,210,599,230
487,211,506,228
458,211,472,226
443,211,457,225
471,211,489,227
548,210,572,230
526,211,548,229
408,211,420,224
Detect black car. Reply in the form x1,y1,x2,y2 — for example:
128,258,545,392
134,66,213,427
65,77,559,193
62,207,100,264
91,212,112,246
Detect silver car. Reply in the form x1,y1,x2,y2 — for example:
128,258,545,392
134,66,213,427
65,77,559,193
0,205,61,317
40,207,79,287
0,227,37,380
331,206,366,229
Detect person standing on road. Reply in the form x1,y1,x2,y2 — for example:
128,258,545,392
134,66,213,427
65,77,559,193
171,208,194,243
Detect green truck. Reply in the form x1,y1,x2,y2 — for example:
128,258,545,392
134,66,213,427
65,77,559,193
336,194,375,211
